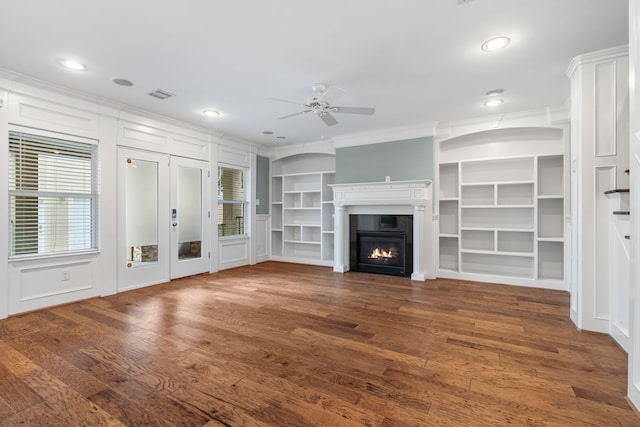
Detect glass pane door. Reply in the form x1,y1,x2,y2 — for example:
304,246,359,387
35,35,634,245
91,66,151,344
170,157,210,279
117,148,170,291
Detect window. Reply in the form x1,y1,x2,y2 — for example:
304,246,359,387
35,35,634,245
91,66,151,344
8,130,98,257
217,166,247,237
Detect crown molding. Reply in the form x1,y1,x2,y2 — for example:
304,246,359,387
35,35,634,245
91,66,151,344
332,123,434,148
566,44,629,78
0,67,109,108
0,67,263,149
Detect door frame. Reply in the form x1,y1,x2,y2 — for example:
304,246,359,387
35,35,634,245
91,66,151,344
117,148,211,291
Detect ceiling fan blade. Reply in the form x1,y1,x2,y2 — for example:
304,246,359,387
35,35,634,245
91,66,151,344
277,110,309,120
333,106,375,115
317,86,345,104
267,97,307,106
319,113,338,127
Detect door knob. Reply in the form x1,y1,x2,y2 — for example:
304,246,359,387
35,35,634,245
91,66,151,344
172,222,178,227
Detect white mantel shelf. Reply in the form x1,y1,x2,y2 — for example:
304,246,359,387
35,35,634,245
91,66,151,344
331,180,432,207
330,180,434,281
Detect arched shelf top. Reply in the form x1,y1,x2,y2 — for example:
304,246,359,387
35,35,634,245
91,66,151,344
271,152,335,175
439,127,565,163
441,127,563,146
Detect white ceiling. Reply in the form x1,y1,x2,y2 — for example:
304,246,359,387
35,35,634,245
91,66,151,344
0,0,629,146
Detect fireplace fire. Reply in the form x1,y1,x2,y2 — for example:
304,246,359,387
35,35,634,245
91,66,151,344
350,215,413,277
368,247,398,260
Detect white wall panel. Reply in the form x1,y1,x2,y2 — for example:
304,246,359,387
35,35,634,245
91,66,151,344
97,114,119,297
8,256,101,314
8,93,99,139
117,119,210,161
594,166,615,320
219,143,250,168
256,215,270,263
17,260,93,301
609,211,631,352
219,238,250,270
594,62,617,156
121,123,168,147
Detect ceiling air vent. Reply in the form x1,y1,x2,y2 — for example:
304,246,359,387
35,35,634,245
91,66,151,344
148,89,175,100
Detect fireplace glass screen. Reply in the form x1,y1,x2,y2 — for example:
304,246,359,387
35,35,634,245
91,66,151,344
358,232,405,267
349,214,413,277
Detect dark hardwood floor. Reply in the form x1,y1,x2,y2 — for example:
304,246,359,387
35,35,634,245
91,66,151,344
0,262,638,426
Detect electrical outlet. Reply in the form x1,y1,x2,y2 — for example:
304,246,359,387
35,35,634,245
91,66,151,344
61,270,70,281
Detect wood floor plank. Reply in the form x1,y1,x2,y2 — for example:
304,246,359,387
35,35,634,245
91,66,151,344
0,360,43,414
0,262,638,426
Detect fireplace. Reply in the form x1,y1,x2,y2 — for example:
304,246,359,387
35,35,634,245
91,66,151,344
330,179,434,281
350,215,413,277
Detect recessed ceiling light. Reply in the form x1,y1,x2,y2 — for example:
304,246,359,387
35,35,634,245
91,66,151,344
202,110,220,117
111,78,133,87
262,131,274,135
481,37,510,52
59,59,86,71
484,99,504,107
485,89,504,96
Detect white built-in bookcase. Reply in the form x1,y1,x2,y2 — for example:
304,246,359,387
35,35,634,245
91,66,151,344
437,127,566,288
271,153,335,266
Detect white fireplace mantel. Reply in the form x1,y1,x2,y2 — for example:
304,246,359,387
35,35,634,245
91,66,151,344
330,180,434,281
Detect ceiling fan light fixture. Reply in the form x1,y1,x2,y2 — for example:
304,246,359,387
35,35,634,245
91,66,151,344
484,98,504,107
270,84,375,127
481,37,510,52
58,59,86,71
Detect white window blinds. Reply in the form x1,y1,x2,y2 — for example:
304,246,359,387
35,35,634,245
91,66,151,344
8,131,98,257
217,166,247,236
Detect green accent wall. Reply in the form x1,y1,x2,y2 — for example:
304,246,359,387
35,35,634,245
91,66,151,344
256,155,270,214
335,137,434,184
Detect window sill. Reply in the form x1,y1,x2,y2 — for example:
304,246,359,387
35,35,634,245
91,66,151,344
9,249,100,263
218,235,249,241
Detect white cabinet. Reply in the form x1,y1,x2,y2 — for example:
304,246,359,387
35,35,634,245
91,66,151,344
438,154,565,287
271,154,335,266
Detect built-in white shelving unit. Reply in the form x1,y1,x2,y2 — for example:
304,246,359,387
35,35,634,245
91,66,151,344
271,153,335,266
438,138,566,288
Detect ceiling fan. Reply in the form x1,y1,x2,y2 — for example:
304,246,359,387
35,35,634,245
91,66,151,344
268,83,375,127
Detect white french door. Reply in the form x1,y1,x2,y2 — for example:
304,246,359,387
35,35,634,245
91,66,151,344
170,156,210,279
117,148,210,291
